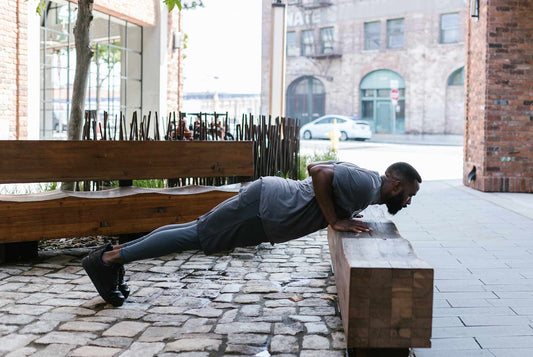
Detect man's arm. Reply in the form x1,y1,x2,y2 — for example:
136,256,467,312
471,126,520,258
308,163,371,233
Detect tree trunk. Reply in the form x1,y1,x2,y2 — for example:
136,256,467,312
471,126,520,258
67,0,94,140
63,0,94,191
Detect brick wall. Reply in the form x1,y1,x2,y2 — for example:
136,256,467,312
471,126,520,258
84,0,156,26
0,0,28,140
464,0,533,192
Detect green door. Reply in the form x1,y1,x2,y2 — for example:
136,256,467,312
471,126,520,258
376,101,392,133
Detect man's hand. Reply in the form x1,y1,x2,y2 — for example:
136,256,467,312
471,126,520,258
332,219,372,233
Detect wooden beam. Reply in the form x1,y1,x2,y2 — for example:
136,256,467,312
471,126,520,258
328,206,433,349
0,186,239,242
0,140,254,183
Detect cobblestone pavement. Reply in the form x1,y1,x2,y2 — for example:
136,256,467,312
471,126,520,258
0,231,348,356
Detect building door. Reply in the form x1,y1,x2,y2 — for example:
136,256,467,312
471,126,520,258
376,101,392,133
360,70,405,134
286,76,325,126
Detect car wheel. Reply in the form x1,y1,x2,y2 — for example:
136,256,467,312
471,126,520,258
340,131,348,141
303,130,312,140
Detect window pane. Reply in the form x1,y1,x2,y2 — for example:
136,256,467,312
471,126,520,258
440,13,459,44
127,52,142,80
364,89,375,97
387,18,404,48
377,89,390,97
301,30,315,56
320,27,334,54
126,80,142,109
110,17,126,47
362,100,374,119
287,31,298,57
364,21,380,50
127,22,142,52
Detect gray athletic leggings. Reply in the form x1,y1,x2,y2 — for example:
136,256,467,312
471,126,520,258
119,220,201,264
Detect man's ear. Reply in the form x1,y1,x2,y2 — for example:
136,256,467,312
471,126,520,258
391,179,403,195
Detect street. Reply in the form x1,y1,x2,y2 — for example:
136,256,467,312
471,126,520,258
300,139,463,181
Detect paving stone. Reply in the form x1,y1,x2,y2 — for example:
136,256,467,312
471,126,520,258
30,344,76,357
90,337,133,348
263,307,297,316
118,342,165,357
95,309,146,320
142,313,189,324
69,346,122,356
414,350,495,357
35,331,97,346
5,347,37,357
52,306,96,316
227,333,269,345
476,335,533,349
213,293,233,303
242,282,282,293
0,304,52,316
139,327,182,342
103,321,149,337
241,304,262,316
0,324,18,336
219,309,238,323
215,322,272,334
221,283,242,293
274,322,304,335
331,332,346,349
305,322,329,334
270,335,299,353
234,294,261,304
225,344,267,354
289,315,321,323
0,314,35,325
0,334,37,353
299,306,336,316
302,335,330,349
165,338,222,352
490,348,533,357
184,308,223,318
20,320,59,334
58,321,109,332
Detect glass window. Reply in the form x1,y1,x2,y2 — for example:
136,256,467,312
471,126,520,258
362,100,374,119
40,0,142,139
364,21,380,50
301,30,315,57
320,27,334,55
448,67,464,86
387,18,404,49
287,31,298,57
440,13,460,44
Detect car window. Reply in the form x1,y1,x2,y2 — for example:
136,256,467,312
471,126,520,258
335,118,346,124
315,118,331,124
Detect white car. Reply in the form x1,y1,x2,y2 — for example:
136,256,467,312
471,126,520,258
300,115,372,141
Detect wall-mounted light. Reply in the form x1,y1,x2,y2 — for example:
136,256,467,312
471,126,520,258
172,32,183,51
470,0,479,20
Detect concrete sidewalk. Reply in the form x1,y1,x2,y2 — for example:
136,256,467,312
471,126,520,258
370,134,463,146
390,180,533,357
0,180,532,356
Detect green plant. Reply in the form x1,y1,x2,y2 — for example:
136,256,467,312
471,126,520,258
298,149,339,181
133,179,167,189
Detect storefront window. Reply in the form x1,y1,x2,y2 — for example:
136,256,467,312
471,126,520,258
40,0,142,139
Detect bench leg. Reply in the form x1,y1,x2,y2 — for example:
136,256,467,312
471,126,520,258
0,241,39,263
347,348,410,357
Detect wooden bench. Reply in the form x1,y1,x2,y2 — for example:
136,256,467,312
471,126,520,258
327,206,433,357
0,140,253,261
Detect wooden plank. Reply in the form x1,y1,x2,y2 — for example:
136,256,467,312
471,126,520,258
328,206,433,349
0,185,240,242
0,140,254,183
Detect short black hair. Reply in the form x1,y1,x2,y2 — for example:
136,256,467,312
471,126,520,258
386,162,422,184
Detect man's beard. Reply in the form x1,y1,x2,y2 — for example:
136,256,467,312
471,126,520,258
386,192,404,215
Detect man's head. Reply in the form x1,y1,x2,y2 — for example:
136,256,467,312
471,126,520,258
382,162,422,215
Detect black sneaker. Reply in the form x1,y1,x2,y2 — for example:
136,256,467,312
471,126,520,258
82,242,125,307
118,265,130,299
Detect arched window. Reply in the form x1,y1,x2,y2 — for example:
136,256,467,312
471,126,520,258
286,76,325,125
448,67,464,86
360,70,406,134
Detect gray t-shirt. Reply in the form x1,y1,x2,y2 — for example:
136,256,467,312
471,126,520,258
259,162,382,243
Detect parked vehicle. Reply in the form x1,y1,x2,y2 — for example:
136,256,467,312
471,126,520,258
300,115,372,141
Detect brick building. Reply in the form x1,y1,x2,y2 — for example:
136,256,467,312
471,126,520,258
464,0,533,192
261,0,467,135
0,0,183,140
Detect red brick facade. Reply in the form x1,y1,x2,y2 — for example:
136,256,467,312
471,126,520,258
0,0,28,139
464,0,533,192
